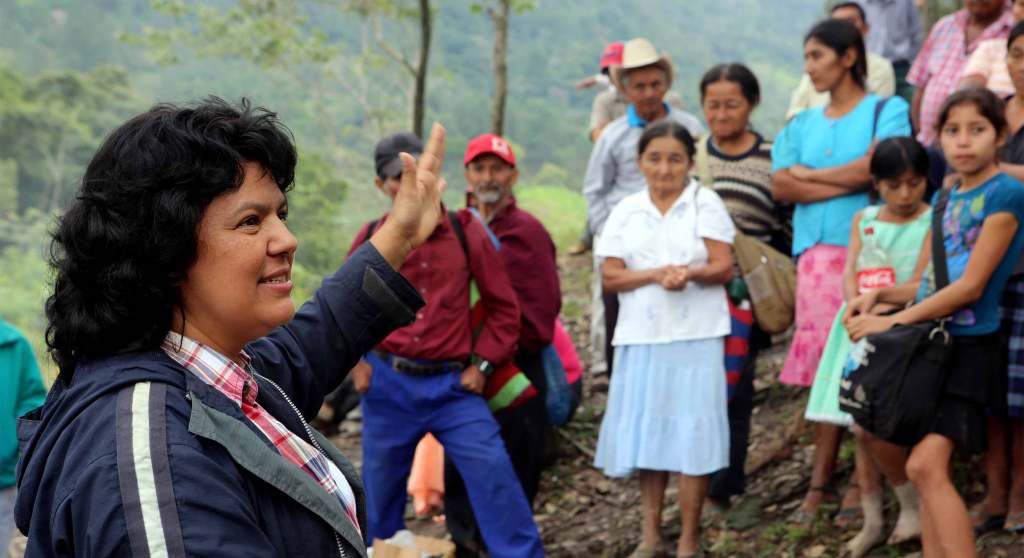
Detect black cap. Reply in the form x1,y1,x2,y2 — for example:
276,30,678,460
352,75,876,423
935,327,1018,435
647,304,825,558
374,132,423,179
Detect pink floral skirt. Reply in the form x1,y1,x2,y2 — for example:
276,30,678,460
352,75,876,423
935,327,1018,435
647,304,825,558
779,244,848,387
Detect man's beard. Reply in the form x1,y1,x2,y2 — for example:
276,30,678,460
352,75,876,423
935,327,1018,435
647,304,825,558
475,185,503,204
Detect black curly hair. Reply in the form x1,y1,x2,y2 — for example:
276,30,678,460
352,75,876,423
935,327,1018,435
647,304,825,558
46,97,297,381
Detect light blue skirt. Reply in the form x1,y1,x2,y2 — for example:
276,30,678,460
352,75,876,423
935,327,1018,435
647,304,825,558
594,338,730,477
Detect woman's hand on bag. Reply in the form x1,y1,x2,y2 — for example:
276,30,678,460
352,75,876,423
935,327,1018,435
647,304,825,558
843,290,880,324
869,302,901,315
846,314,896,341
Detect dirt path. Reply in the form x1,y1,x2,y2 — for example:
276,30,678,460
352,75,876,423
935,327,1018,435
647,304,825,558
326,252,1023,557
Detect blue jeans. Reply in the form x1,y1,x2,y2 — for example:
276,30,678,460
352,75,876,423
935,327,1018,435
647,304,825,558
0,487,15,557
360,353,544,558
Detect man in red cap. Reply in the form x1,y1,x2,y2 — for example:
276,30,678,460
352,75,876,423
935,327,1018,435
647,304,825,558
445,133,562,556
347,132,544,558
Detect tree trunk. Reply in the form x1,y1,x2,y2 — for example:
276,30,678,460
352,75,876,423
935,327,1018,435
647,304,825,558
489,0,510,136
413,0,432,138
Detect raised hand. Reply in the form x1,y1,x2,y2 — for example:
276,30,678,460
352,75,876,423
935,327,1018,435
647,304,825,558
370,123,447,269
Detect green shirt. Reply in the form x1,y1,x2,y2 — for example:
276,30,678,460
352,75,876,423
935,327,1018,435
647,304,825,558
0,320,46,488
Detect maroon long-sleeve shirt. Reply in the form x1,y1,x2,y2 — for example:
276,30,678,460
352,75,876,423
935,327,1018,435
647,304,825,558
348,209,520,364
487,199,562,354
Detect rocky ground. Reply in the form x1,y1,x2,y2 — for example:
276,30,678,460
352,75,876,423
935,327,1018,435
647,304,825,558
325,251,1023,557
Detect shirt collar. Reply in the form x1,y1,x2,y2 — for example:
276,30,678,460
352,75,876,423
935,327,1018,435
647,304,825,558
161,331,257,408
486,195,518,222
641,178,699,215
627,103,672,128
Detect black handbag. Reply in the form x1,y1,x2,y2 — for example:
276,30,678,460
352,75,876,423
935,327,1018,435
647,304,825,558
838,188,953,446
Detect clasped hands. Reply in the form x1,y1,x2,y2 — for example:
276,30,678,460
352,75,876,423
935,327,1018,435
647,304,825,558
652,265,689,291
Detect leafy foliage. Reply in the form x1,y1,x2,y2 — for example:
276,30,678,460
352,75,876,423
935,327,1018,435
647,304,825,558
0,0,822,366
0,64,138,212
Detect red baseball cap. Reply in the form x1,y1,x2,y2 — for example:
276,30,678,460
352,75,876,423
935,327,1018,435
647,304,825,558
463,134,516,167
599,42,624,70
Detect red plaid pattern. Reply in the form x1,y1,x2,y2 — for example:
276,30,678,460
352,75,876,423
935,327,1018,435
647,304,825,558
908,8,1012,145
161,333,360,534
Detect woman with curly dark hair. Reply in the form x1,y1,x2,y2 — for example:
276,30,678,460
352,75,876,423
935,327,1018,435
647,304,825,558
14,97,447,558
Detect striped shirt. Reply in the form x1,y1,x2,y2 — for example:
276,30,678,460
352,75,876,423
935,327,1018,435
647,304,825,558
705,133,782,242
160,332,360,534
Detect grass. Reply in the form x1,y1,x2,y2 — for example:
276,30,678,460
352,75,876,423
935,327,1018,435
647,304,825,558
515,184,587,251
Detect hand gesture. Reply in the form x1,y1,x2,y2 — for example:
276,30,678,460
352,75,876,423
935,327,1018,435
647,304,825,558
371,123,447,268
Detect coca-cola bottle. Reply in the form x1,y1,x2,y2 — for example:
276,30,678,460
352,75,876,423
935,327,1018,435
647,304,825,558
856,226,896,294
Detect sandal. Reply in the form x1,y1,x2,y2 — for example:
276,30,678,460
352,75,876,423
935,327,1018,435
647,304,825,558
970,510,1007,537
833,484,862,528
1004,511,1024,533
833,505,862,528
789,485,836,525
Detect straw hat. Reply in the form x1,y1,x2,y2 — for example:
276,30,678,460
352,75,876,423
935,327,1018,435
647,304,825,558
612,37,673,87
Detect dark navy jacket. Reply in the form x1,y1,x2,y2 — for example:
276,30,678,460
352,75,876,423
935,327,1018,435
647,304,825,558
15,244,423,558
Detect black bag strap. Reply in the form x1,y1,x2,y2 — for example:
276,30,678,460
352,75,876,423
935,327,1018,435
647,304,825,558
932,187,951,290
871,96,890,139
447,210,469,260
361,211,468,259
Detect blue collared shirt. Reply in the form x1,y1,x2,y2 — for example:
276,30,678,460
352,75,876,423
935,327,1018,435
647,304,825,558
583,105,704,235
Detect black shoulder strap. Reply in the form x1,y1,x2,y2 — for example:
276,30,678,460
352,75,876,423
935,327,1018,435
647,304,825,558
871,96,890,139
932,187,951,290
448,210,469,260
361,219,381,245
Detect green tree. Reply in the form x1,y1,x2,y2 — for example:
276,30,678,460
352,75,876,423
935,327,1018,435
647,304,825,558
0,159,17,216
128,0,435,138
0,64,136,212
471,0,536,136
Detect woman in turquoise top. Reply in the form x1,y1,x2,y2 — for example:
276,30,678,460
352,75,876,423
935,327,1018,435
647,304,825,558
772,18,912,522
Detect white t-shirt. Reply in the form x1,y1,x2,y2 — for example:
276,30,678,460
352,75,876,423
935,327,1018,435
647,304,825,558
596,181,735,345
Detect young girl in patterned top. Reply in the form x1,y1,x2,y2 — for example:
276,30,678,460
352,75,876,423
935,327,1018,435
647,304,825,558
846,88,1024,557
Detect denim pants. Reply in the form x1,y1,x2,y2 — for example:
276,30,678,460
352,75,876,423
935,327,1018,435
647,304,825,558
360,353,544,558
443,350,549,555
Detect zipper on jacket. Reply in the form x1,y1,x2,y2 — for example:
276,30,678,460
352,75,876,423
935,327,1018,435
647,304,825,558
254,372,348,558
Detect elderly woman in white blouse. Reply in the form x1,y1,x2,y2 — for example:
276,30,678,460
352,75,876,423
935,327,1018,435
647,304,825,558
594,120,735,558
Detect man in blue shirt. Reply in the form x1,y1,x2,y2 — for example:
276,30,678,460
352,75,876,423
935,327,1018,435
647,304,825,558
582,37,704,376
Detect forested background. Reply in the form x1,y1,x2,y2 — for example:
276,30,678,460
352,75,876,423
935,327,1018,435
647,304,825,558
0,0,954,375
